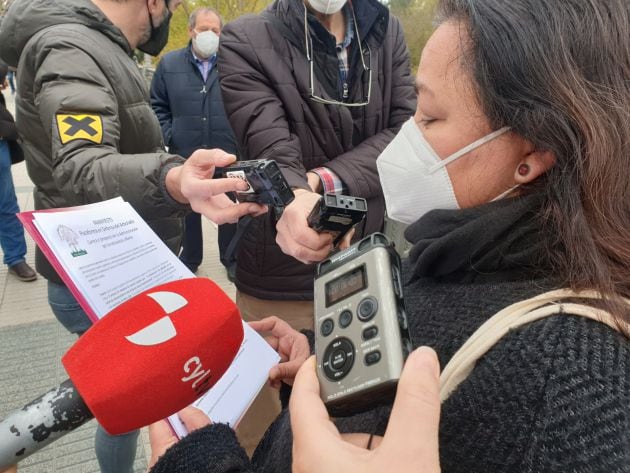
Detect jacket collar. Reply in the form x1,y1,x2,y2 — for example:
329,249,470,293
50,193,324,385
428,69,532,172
272,0,388,49
0,0,134,65
405,193,550,284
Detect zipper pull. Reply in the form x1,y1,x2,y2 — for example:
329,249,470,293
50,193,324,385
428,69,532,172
342,82,349,100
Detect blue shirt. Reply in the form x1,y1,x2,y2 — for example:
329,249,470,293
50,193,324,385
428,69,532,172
191,48,217,82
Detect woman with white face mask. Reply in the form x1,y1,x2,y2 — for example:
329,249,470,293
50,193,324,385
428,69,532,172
148,1,630,472
323,1,628,471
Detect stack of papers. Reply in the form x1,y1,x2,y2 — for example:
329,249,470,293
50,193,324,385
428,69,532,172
19,197,279,437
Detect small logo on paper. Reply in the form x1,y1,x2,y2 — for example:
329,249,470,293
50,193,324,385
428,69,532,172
57,225,88,257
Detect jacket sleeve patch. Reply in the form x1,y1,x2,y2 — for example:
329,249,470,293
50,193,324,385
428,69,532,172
56,113,103,145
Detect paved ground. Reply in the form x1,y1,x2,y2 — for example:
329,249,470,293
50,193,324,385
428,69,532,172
0,91,236,472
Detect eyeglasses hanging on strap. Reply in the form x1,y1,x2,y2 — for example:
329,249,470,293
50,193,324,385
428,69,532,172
303,4,372,107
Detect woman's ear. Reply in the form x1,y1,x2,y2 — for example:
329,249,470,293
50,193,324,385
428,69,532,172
514,148,556,184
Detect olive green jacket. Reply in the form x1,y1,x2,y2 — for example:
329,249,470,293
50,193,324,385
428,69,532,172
0,0,188,283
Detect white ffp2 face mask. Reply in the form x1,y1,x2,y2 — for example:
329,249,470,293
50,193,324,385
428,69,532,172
306,0,347,15
376,118,511,225
193,30,219,58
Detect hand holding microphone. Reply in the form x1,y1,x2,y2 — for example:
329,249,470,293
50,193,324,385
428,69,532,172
0,278,244,469
148,406,210,470
147,316,311,468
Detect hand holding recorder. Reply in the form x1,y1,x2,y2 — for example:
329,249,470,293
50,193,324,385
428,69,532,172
307,193,367,246
276,188,335,264
290,348,442,473
219,158,295,208
166,150,268,224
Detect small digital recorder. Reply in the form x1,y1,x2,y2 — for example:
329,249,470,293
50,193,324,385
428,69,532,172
314,233,413,417
221,159,294,207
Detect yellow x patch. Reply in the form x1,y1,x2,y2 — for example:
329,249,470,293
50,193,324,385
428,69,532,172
56,113,103,145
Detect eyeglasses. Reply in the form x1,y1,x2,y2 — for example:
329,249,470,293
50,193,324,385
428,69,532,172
303,5,372,107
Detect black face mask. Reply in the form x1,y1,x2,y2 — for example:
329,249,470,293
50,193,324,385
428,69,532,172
138,1,172,56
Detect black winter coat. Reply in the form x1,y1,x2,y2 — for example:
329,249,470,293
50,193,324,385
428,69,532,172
151,45,237,159
218,0,416,300
0,0,189,284
0,93,22,164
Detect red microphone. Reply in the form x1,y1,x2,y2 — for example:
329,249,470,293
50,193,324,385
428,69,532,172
0,277,243,468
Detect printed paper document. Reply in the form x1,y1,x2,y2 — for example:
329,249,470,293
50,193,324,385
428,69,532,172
19,198,279,436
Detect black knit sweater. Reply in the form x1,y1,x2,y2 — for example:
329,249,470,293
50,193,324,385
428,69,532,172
151,194,630,473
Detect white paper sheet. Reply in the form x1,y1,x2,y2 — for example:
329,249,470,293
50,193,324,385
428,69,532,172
33,198,194,319
28,198,280,433
168,323,281,438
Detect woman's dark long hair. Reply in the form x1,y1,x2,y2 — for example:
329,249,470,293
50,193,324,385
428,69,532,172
436,0,630,334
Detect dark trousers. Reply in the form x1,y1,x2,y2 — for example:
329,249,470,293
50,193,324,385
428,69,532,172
218,221,237,268
179,211,203,271
179,211,238,270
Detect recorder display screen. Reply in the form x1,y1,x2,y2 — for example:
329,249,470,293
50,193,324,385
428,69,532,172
325,266,366,307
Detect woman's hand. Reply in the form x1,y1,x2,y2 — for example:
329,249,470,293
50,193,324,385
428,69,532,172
290,347,442,473
147,406,211,471
249,316,311,388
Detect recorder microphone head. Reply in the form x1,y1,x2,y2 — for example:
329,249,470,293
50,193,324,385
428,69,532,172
62,277,243,434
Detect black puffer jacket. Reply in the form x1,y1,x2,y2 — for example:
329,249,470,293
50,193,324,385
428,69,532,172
0,62,21,162
0,93,17,142
0,0,188,284
218,0,416,300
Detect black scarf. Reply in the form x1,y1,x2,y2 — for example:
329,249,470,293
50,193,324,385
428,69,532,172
404,193,550,283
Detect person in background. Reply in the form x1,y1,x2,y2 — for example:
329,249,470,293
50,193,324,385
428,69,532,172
6,68,15,95
151,7,238,276
0,0,265,470
0,61,36,282
147,0,630,471
218,0,415,452
218,0,416,331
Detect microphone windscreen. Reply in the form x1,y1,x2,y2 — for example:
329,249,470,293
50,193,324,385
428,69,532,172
62,278,243,434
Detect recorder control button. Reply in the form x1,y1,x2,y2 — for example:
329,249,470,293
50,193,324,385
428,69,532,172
339,310,353,328
362,326,379,340
331,349,347,369
322,337,355,381
364,350,381,366
320,319,334,337
357,297,378,321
